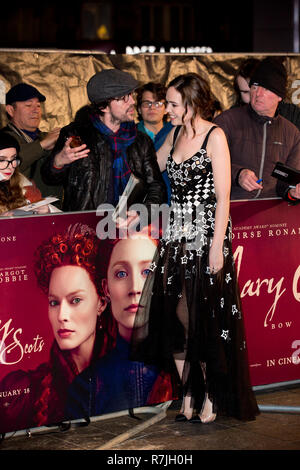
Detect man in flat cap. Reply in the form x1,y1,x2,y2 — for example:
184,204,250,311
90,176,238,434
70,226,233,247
215,57,300,203
41,69,167,215
2,82,62,200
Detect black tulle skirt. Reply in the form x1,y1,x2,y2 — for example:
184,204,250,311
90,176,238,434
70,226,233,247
131,234,259,421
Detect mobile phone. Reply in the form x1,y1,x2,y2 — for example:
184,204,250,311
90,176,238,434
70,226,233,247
69,135,84,148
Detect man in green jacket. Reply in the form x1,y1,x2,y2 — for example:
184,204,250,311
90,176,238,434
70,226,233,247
3,82,62,202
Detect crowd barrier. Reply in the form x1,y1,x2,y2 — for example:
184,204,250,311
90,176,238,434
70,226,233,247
0,198,299,434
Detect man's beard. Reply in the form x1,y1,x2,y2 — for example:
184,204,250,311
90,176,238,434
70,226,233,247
109,106,135,126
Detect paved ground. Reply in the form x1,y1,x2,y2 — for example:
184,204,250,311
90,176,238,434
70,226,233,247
1,385,300,462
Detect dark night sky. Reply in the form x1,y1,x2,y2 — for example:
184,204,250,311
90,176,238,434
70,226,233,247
0,1,252,52
0,1,296,53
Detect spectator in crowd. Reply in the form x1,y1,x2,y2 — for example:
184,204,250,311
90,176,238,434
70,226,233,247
215,57,300,202
3,83,62,203
136,82,173,204
232,58,260,107
0,132,55,216
231,57,300,129
41,69,167,218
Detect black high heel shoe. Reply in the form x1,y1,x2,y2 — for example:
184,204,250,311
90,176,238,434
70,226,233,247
175,413,189,422
189,415,201,423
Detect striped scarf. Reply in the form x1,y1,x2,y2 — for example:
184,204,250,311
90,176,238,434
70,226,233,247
92,116,136,205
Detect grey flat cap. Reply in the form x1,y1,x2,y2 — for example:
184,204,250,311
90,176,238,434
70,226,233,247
87,69,139,103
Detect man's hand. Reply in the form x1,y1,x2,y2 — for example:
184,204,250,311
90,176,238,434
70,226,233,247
33,204,50,215
40,128,61,150
238,169,263,192
53,137,90,169
115,210,140,230
289,183,300,199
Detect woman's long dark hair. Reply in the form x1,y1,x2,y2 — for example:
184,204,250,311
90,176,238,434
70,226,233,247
0,170,27,213
168,72,214,136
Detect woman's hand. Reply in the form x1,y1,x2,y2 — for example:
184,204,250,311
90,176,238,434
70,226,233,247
53,137,90,169
1,210,14,217
209,244,224,274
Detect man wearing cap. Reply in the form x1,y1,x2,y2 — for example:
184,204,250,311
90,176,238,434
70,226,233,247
214,57,300,203
41,69,167,213
3,82,61,200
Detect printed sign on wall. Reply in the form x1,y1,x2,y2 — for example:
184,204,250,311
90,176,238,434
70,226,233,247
231,198,300,385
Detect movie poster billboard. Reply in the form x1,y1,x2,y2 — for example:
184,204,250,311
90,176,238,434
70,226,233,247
231,198,300,386
0,211,173,435
0,199,299,435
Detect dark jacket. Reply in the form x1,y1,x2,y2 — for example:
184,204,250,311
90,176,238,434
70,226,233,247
137,120,173,204
214,105,300,201
278,101,300,130
41,116,167,212
0,327,108,434
65,334,158,420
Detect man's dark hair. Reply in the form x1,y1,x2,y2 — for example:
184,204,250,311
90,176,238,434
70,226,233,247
136,82,167,121
90,100,111,117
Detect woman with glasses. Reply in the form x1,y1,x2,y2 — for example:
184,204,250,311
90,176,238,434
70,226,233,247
0,132,51,216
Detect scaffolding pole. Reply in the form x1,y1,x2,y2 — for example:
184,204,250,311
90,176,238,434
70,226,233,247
254,379,300,414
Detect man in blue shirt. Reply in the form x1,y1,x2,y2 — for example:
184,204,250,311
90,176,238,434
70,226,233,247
136,82,173,204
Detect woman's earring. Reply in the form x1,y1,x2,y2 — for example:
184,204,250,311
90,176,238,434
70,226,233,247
96,314,103,329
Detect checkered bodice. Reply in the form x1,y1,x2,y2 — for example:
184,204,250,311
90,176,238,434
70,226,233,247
164,127,217,244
